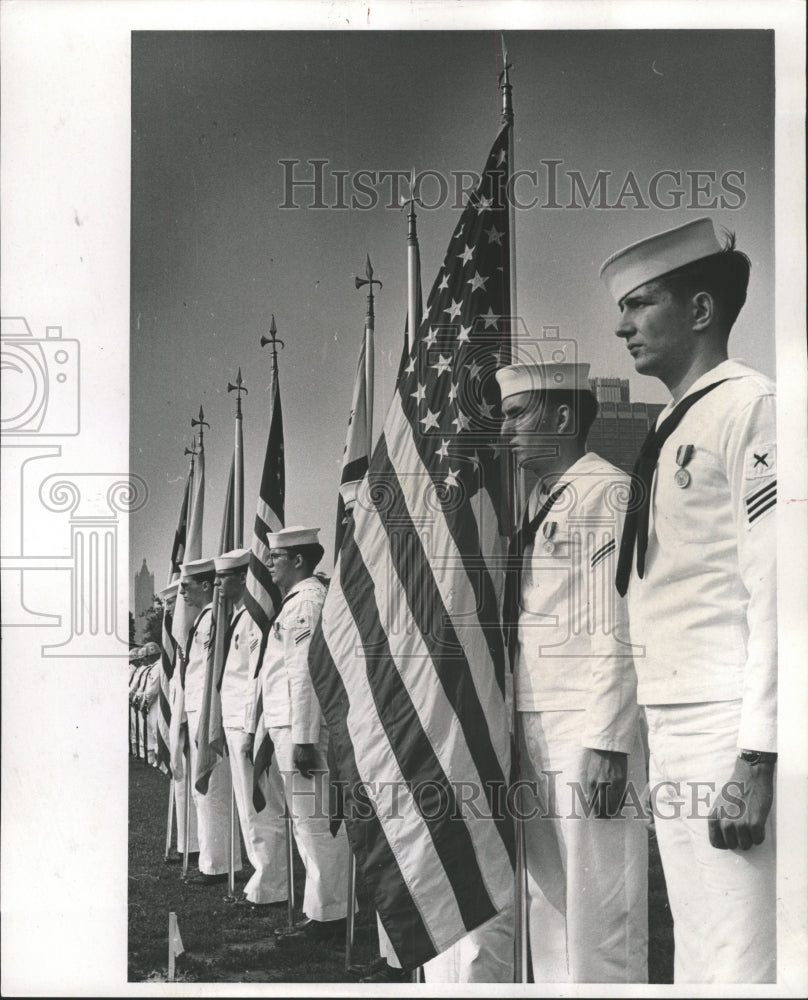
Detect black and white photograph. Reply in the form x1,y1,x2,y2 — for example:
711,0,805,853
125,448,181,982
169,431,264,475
1,2,806,996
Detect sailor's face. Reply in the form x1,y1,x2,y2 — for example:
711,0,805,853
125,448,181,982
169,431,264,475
180,576,208,608
267,549,294,591
216,570,244,602
614,280,695,380
500,391,556,470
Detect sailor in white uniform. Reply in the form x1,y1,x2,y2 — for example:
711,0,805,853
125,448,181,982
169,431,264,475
600,218,777,983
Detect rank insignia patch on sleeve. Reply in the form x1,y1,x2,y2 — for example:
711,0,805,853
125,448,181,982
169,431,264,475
590,538,616,569
746,443,776,479
745,480,776,525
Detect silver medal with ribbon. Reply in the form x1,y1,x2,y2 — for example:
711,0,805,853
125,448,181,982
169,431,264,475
674,444,694,488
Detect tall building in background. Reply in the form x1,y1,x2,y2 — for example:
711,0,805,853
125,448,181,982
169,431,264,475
133,558,155,641
588,378,665,474
590,376,630,403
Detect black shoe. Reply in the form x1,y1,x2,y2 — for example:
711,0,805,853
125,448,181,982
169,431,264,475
165,851,199,866
353,956,387,978
274,917,347,941
239,899,287,915
163,851,199,865
185,872,228,886
360,962,411,983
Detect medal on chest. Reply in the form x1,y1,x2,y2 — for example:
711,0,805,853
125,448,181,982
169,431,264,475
674,444,695,488
542,521,557,554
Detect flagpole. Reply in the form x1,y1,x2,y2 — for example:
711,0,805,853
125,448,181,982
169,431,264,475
226,369,248,901
164,450,194,862
402,168,422,353
227,369,247,548
189,406,209,559
142,705,149,763
257,317,294,926
259,316,285,442
501,36,529,985
135,704,142,761
164,778,175,861
355,256,381,458
182,742,193,878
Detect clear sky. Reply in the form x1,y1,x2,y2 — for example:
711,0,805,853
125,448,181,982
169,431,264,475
130,29,774,586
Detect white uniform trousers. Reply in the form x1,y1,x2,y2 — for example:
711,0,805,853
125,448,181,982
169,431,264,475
423,902,515,983
377,915,402,970
147,702,159,766
270,725,349,922
173,771,199,855
186,709,242,876
518,710,649,983
225,727,288,903
645,700,775,983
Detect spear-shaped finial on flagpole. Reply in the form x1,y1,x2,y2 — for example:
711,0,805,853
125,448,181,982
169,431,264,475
260,314,285,378
184,434,198,468
400,167,422,245
400,168,423,352
354,255,381,459
499,33,513,126
191,406,210,449
227,368,248,421
355,254,382,325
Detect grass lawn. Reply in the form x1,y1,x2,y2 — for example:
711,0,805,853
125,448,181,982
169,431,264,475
129,754,673,984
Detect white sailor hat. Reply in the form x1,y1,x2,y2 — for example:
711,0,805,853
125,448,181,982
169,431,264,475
129,648,141,661
214,547,250,573
180,556,215,578
267,525,321,549
338,480,361,510
496,362,592,401
599,218,723,303
157,579,179,601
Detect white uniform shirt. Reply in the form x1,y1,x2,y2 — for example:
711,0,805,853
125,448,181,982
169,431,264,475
220,605,262,730
515,451,638,752
183,603,213,715
627,359,776,751
142,662,160,707
261,576,327,743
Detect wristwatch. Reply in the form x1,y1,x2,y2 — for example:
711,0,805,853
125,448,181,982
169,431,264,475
738,749,778,765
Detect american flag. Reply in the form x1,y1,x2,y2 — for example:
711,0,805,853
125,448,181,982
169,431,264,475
156,598,177,775
244,351,285,811
308,124,515,970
